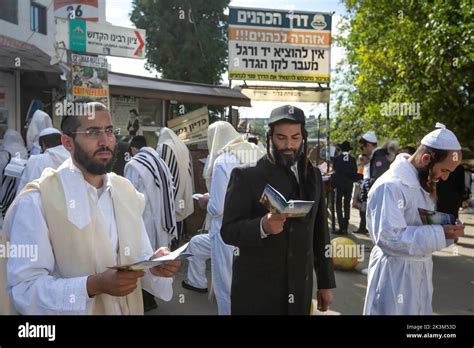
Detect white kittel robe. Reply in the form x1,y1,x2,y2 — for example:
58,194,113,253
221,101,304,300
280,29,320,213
188,121,264,315
26,110,53,155
17,145,70,194
124,147,177,249
363,154,453,315
0,158,172,315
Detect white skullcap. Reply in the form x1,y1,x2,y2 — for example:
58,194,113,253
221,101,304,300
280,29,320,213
361,131,377,143
39,128,62,137
421,122,461,150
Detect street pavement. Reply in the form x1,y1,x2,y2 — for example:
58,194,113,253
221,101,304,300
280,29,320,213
147,207,474,315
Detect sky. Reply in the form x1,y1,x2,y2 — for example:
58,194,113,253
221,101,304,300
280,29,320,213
105,0,349,118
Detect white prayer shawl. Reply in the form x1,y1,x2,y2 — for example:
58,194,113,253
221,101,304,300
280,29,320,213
125,147,177,249
2,129,28,159
203,122,264,231
26,110,52,154
156,127,194,222
363,154,450,315
17,145,70,194
205,121,264,190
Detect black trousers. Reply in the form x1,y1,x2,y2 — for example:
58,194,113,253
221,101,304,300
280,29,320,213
335,186,352,231
359,206,367,232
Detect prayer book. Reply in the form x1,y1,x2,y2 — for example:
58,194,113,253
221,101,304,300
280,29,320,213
4,157,27,178
418,208,456,225
192,193,205,200
259,184,314,218
108,242,192,271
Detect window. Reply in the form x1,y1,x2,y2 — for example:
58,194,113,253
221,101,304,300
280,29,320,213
30,2,47,34
0,0,18,24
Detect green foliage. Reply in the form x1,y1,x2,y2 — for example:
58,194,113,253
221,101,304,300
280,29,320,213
249,119,267,140
131,0,230,85
333,0,473,150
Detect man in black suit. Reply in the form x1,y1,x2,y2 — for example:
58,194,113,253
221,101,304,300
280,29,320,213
220,105,336,315
332,141,361,234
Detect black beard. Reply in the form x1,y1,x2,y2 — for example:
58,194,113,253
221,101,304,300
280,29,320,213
74,142,117,175
271,142,302,169
417,162,436,194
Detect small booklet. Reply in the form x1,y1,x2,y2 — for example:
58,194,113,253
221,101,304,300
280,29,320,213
108,242,193,271
259,184,314,218
4,157,27,178
418,208,455,225
192,193,205,200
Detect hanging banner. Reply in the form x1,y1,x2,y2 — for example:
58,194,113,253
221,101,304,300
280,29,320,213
167,107,209,145
228,7,332,83
70,53,109,106
241,88,330,102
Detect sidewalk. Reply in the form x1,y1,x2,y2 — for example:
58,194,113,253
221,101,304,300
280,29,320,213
148,207,474,315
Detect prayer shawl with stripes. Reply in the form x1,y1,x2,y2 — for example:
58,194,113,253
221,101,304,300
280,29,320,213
0,129,28,217
125,147,177,248
156,128,194,222
0,151,18,218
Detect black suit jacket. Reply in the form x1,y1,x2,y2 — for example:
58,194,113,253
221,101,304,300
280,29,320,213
331,153,361,189
221,156,336,315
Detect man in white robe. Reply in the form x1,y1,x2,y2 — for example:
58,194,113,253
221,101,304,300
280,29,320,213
183,121,264,315
0,101,180,315
17,128,70,193
26,101,53,155
364,123,465,315
125,135,177,249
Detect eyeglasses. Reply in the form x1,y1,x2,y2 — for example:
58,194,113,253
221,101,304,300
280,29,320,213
71,127,120,138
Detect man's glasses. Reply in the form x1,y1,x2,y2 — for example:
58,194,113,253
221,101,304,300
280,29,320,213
71,127,120,138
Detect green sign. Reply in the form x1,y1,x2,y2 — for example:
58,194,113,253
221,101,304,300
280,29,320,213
69,19,86,53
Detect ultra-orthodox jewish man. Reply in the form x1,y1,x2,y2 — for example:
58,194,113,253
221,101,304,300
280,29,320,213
364,123,465,315
0,101,180,315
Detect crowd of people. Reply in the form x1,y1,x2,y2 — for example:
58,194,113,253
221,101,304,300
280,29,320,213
0,99,470,315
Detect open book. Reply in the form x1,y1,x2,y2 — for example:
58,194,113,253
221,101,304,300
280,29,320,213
259,184,314,218
418,208,455,225
108,242,193,271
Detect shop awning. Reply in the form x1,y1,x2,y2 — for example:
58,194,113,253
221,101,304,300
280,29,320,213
109,72,251,107
0,35,61,73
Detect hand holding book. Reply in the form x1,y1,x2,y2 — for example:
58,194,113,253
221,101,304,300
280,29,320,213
260,184,314,218
418,208,464,242
108,242,192,272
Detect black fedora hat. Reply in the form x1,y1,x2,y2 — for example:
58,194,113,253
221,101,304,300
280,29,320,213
337,141,353,152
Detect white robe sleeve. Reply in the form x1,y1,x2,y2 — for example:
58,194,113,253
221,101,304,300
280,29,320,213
207,153,238,219
16,157,41,195
367,182,447,256
139,219,174,302
207,162,227,218
6,192,93,314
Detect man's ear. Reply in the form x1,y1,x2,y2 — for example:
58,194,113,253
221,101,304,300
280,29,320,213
61,134,74,152
420,153,431,166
